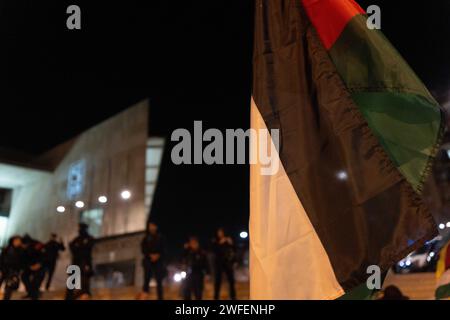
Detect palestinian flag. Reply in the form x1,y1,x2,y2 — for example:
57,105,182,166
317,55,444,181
435,241,450,300
250,0,445,299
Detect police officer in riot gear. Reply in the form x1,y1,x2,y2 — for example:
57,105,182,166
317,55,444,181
44,233,65,291
182,236,208,300
0,236,24,300
21,234,46,300
140,221,166,300
66,223,95,300
212,227,236,300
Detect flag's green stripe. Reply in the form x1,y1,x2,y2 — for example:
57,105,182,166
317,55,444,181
328,14,443,191
352,92,442,191
435,283,450,300
338,271,387,300
338,283,374,300
329,14,436,104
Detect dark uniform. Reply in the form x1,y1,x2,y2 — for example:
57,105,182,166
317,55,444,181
212,237,236,300
0,238,23,300
141,231,166,299
21,235,46,300
67,225,94,300
44,237,65,290
182,246,208,300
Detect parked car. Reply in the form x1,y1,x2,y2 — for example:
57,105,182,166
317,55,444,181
393,237,441,273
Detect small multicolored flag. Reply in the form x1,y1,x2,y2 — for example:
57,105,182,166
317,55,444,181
436,240,450,300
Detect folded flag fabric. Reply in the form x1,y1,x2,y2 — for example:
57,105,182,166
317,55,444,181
250,0,445,299
435,241,450,300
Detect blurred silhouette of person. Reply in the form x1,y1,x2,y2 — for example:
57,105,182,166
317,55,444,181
44,233,65,291
66,223,95,300
21,234,46,300
140,221,166,300
378,285,409,300
182,236,208,300
212,228,236,300
0,236,24,300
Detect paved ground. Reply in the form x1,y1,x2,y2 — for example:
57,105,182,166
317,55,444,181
3,280,250,300
1,272,438,300
382,271,436,300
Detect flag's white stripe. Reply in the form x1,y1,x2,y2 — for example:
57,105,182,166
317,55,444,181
250,98,344,300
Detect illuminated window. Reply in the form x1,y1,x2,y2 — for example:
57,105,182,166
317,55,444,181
67,160,86,200
80,208,104,238
145,138,164,214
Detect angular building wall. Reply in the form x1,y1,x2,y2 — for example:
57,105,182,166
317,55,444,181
50,100,148,238
0,165,52,246
4,100,150,289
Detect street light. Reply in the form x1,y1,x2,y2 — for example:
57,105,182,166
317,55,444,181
120,190,131,200
447,222,450,228
75,201,85,209
56,206,66,213
173,273,182,282
439,223,446,230
98,196,108,204
240,231,248,239
336,170,348,181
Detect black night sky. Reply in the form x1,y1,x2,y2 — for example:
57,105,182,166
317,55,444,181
1,0,450,252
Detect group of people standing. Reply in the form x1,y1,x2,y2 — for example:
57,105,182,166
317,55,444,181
0,233,65,300
0,223,94,300
1,221,239,300
140,222,237,300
